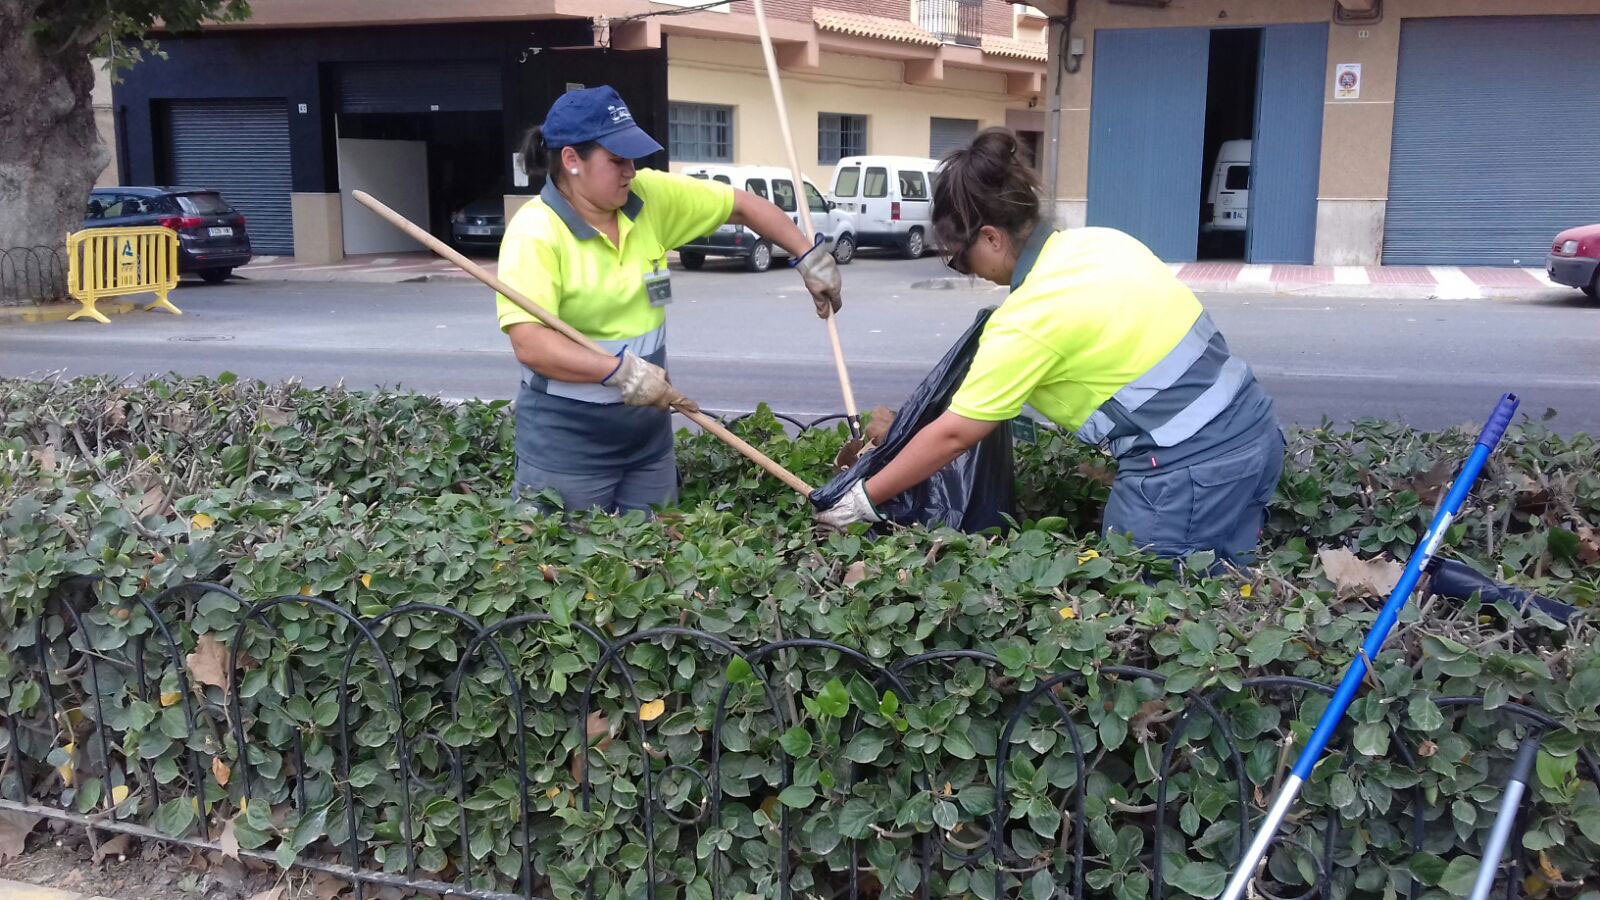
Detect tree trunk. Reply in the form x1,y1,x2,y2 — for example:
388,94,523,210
0,0,109,302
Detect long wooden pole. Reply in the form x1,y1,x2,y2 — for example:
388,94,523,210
351,189,814,497
748,0,863,440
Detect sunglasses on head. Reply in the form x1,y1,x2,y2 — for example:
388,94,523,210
943,233,976,275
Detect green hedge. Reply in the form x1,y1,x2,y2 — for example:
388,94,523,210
1,375,1598,900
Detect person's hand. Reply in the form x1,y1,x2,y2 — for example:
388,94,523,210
813,479,880,531
604,351,699,413
793,239,842,319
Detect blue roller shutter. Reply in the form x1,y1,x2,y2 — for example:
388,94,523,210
1248,23,1328,264
1383,16,1600,266
162,99,293,255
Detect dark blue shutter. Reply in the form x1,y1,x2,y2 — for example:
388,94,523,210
1384,16,1600,265
1086,27,1210,262
163,99,293,255
335,61,501,114
1248,23,1328,264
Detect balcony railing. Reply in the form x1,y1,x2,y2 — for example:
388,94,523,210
916,0,982,47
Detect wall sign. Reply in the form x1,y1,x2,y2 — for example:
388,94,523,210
1335,63,1361,100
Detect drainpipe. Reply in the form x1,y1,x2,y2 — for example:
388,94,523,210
1042,0,1076,227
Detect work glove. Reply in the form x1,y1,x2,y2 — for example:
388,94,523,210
812,479,880,531
793,238,843,319
604,350,699,413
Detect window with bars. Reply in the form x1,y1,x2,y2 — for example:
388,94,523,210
668,102,733,163
818,113,867,165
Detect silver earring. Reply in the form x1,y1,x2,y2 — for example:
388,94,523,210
569,168,579,175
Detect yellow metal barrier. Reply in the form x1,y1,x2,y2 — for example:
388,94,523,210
65,226,182,324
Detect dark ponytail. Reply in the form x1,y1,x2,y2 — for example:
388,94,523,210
932,127,1042,254
518,125,599,188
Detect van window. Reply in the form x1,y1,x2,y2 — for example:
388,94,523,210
712,175,731,185
899,171,928,200
834,167,861,198
1225,165,1250,191
864,167,888,199
772,179,797,212
745,178,768,201
804,182,827,214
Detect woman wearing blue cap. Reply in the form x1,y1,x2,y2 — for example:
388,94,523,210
497,85,842,514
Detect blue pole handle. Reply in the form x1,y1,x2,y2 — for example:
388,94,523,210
1475,393,1519,450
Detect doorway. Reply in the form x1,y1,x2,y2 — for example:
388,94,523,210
1197,29,1260,261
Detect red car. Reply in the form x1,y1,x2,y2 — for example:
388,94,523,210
1547,224,1600,299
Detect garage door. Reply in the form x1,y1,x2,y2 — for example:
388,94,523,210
929,117,978,160
1384,16,1600,266
162,99,293,255
335,61,501,114
1086,27,1210,262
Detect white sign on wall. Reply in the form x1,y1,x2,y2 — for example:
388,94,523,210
1335,63,1362,100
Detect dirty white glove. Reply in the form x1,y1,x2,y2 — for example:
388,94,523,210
793,239,843,319
603,351,698,413
813,479,881,531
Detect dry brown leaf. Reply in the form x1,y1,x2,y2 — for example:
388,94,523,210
1129,699,1170,744
1318,548,1402,597
186,633,231,691
138,480,168,519
1417,739,1438,758
311,872,351,900
843,561,867,588
1538,851,1564,884
217,816,240,861
539,564,559,584
260,407,292,429
570,712,614,783
1076,460,1116,487
833,437,869,472
1577,524,1600,564
212,756,232,787
93,832,131,864
30,447,59,474
0,811,40,864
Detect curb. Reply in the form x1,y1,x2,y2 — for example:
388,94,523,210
0,878,115,900
0,301,139,325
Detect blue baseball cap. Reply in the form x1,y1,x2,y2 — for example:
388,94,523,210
541,86,663,160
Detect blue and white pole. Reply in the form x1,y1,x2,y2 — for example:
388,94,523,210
1466,734,1541,900
1220,392,1520,900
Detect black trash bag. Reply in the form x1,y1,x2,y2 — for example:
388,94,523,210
811,308,1015,532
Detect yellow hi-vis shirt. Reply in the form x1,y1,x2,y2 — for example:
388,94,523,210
950,226,1273,469
949,227,1201,430
496,169,734,473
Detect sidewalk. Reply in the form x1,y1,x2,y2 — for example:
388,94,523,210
233,252,1571,300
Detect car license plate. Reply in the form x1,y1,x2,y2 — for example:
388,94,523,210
208,227,232,237
1563,240,1579,255
464,226,493,236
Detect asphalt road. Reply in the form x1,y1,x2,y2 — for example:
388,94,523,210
3,253,1597,433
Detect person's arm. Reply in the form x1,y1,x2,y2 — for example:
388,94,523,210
864,412,999,504
727,188,812,257
506,322,617,384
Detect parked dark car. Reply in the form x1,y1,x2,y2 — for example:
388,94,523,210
1547,224,1600,300
83,187,253,283
450,196,505,249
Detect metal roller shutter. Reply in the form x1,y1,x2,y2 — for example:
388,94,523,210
929,117,979,160
1384,16,1600,266
163,99,293,255
335,61,502,114
1248,23,1328,265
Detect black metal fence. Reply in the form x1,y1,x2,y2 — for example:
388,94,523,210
0,246,69,306
916,0,984,47
3,574,1596,900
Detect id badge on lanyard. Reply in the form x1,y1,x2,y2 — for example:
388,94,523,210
644,260,672,308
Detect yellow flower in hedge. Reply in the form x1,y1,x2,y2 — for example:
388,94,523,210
1240,584,1253,599
110,784,130,806
1077,549,1099,564
191,513,215,530
1058,607,1077,620
639,699,666,722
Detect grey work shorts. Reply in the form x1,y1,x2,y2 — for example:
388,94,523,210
1102,424,1286,566
512,449,678,516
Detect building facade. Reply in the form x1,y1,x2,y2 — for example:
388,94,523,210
1030,0,1600,267
100,0,1045,263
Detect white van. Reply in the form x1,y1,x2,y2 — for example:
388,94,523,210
828,156,941,259
1202,140,1251,233
677,164,857,272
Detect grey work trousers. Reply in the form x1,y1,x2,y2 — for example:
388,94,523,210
512,450,678,516
1102,424,1286,566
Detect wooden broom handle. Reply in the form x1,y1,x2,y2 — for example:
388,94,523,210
351,190,815,497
